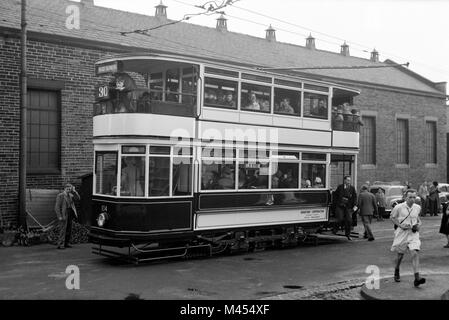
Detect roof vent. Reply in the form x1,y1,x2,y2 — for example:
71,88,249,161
155,1,167,19
370,48,379,62
265,25,276,42
340,41,350,56
216,14,227,32
306,34,315,50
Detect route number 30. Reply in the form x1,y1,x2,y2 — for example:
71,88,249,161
97,86,109,99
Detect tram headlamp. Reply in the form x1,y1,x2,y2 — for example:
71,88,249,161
97,213,108,227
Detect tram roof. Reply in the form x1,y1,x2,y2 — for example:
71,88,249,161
0,0,445,98
95,53,361,96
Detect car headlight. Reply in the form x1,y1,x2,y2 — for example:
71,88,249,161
97,213,108,227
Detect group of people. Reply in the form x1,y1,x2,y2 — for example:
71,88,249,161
205,89,236,108
332,103,364,131
417,180,441,216
332,176,449,288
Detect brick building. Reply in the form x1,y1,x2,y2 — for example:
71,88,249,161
0,0,446,225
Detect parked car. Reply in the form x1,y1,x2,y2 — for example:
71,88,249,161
369,183,409,217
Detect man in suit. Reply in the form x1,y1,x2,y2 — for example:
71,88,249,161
357,185,378,241
332,175,358,240
54,183,80,249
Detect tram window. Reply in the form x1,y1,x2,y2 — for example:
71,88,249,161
238,162,269,189
149,72,163,101
202,147,235,158
182,67,197,105
274,88,301,116
95,152,117,196
204,78,238,109
150,146,171,155
174,146,193,156
122,146,146,154
166,69,180,102
302,153,327,161
301,163,326,189
172,157,192,196
303,93,328,119
201,161,236,190
272,151,300,161
120,156,145,197
240,83,271,113
238,149,270,161
149,157,170,196
271,162,299,189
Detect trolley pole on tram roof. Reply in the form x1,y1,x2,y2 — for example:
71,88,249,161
19,0,27,228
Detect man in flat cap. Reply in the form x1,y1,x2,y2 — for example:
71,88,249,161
54,183,80,249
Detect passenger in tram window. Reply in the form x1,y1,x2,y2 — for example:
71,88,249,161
260,99,270,112
137,92,151,113
121,157,144,197
333,107,344,130
202,170,219,190
217,166,235,189
311,98,327,117
280,170,297,189
313,177,324,188
205,89,218,104
271,169,283,189
245,92,261,111
223,91,236,108
304,179,312,188
278,98,295,114
352,109,364,131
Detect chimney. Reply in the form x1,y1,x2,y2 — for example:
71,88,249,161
155,1,167,19
306,34,315,50
340,41,349,56
216,14,227,32
265,25,276,42
370,48,379,62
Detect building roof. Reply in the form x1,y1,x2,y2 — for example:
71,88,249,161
0,0,444,97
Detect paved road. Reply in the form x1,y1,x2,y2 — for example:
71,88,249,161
0,216,447,300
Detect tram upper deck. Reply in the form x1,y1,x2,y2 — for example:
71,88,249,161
93,54,360,149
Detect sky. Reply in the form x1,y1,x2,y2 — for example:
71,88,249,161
88,0,449,96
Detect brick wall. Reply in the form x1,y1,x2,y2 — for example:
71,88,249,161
0,34,116,226
355,87,447,190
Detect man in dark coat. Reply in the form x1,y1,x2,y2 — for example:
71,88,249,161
54,183,80,249
357,185,378,241
332,176,358,240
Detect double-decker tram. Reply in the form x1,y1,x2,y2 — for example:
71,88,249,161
89,53,361,263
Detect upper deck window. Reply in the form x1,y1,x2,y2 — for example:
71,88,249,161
94,61,198,118
274,88,301,116
303,93,328,119
204,77,238,110
240,83,271,113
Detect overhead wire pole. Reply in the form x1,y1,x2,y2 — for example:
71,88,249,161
19,0,27,227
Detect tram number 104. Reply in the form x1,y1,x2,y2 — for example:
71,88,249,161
95,85,110,101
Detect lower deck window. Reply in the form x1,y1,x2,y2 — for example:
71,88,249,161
202,160,236,190
238,162,269,189
149,157,170,197
272,162,299,189
95,152,118,196
301,163,326,188
121,156,145,197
